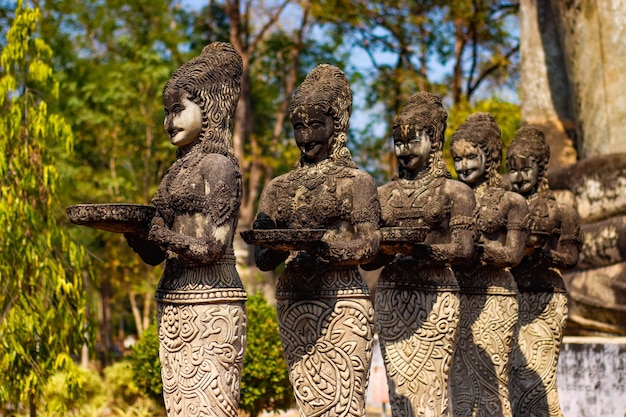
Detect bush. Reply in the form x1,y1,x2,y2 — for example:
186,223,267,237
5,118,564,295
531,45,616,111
239,292,293,417
104,361,143,405
40,363,108,417
128,323,164,406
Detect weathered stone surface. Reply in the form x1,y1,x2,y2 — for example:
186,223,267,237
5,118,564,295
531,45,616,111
551,0,626,158
549,153,626,223
519,0,577,167
577,216,626,270
558,337,626,416
564,261,626,335
247,64,381,417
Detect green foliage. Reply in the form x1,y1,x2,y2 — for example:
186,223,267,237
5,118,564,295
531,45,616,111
39,364,108,417
0,1,88,414
129,322,164,406
240,292,293,417
104,361,144,405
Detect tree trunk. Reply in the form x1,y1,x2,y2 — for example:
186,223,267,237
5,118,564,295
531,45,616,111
129,289,143,337
99,275,112,367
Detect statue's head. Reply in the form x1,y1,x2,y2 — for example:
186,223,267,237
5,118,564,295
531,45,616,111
506,126,550,195
450,112,502,187
289,64,354,166
392,92,448,179
163,42,243,143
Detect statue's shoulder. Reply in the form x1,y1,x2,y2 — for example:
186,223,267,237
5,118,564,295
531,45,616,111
348,166,376,184
504,188,529,214
444,177,472,195
198,153,238,182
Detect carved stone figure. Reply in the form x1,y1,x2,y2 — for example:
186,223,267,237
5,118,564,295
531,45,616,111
362,92,476,416
449,113,529,417
242,64,381,417
125,43,246,417
506,126,581,417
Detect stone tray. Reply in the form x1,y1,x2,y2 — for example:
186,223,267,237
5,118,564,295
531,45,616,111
66,203,156,233
380,227,428,244
240,229,326,251
379,227,429,255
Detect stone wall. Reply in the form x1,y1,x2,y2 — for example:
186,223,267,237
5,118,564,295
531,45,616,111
558,337,626,416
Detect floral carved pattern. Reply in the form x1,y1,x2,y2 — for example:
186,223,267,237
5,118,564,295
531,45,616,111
158,302,246,417
277,297,374,417
451,288,518,417
510,292,568,417
375,273,459,417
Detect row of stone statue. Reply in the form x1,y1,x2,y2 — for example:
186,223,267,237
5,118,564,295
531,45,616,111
120,43,581,417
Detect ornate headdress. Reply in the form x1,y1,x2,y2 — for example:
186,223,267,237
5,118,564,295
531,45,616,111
507,125,550,192
290,64,355,167
164,42,243,158
450,112,502,186
393,91,449,178
160,42,243,209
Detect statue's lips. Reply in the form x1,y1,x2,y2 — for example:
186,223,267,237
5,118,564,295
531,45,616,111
300,141,321,152
168,129,181,139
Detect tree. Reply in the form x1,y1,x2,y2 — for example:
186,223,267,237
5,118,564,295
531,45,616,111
310,0,520,180
36,0,192,366
239,292,292,417
0,2,88,415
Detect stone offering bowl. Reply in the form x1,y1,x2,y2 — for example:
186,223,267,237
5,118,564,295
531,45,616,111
379,226,429,255
240,229,326,252
66,203,156,234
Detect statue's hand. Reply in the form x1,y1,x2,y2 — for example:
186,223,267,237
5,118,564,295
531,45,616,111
123,229,165,266
148,216,169,243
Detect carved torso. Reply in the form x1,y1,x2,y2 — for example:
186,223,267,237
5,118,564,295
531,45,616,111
262,159,379,232
153,150,238,230
152,150,244,301
379,176,450,231
527,192,562,248
475,183,509,237
513,190,574,292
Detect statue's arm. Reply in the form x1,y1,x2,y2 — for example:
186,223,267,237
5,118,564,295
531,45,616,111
148,157,238,264
413,180,476,266
314,174,381,265
546,203,581,269
253,184,289,271
480,192,529,268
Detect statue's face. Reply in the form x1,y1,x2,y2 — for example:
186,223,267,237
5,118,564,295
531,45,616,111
163,88,203,147
291,105,334,163
451,139,486,185
507,155,539,195
393,124,432,173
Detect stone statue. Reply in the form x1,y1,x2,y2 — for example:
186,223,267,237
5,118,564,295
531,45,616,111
125,43,246,417
243,64,381,417
449,113,529,417
506,126,581,417
361,92,476,416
